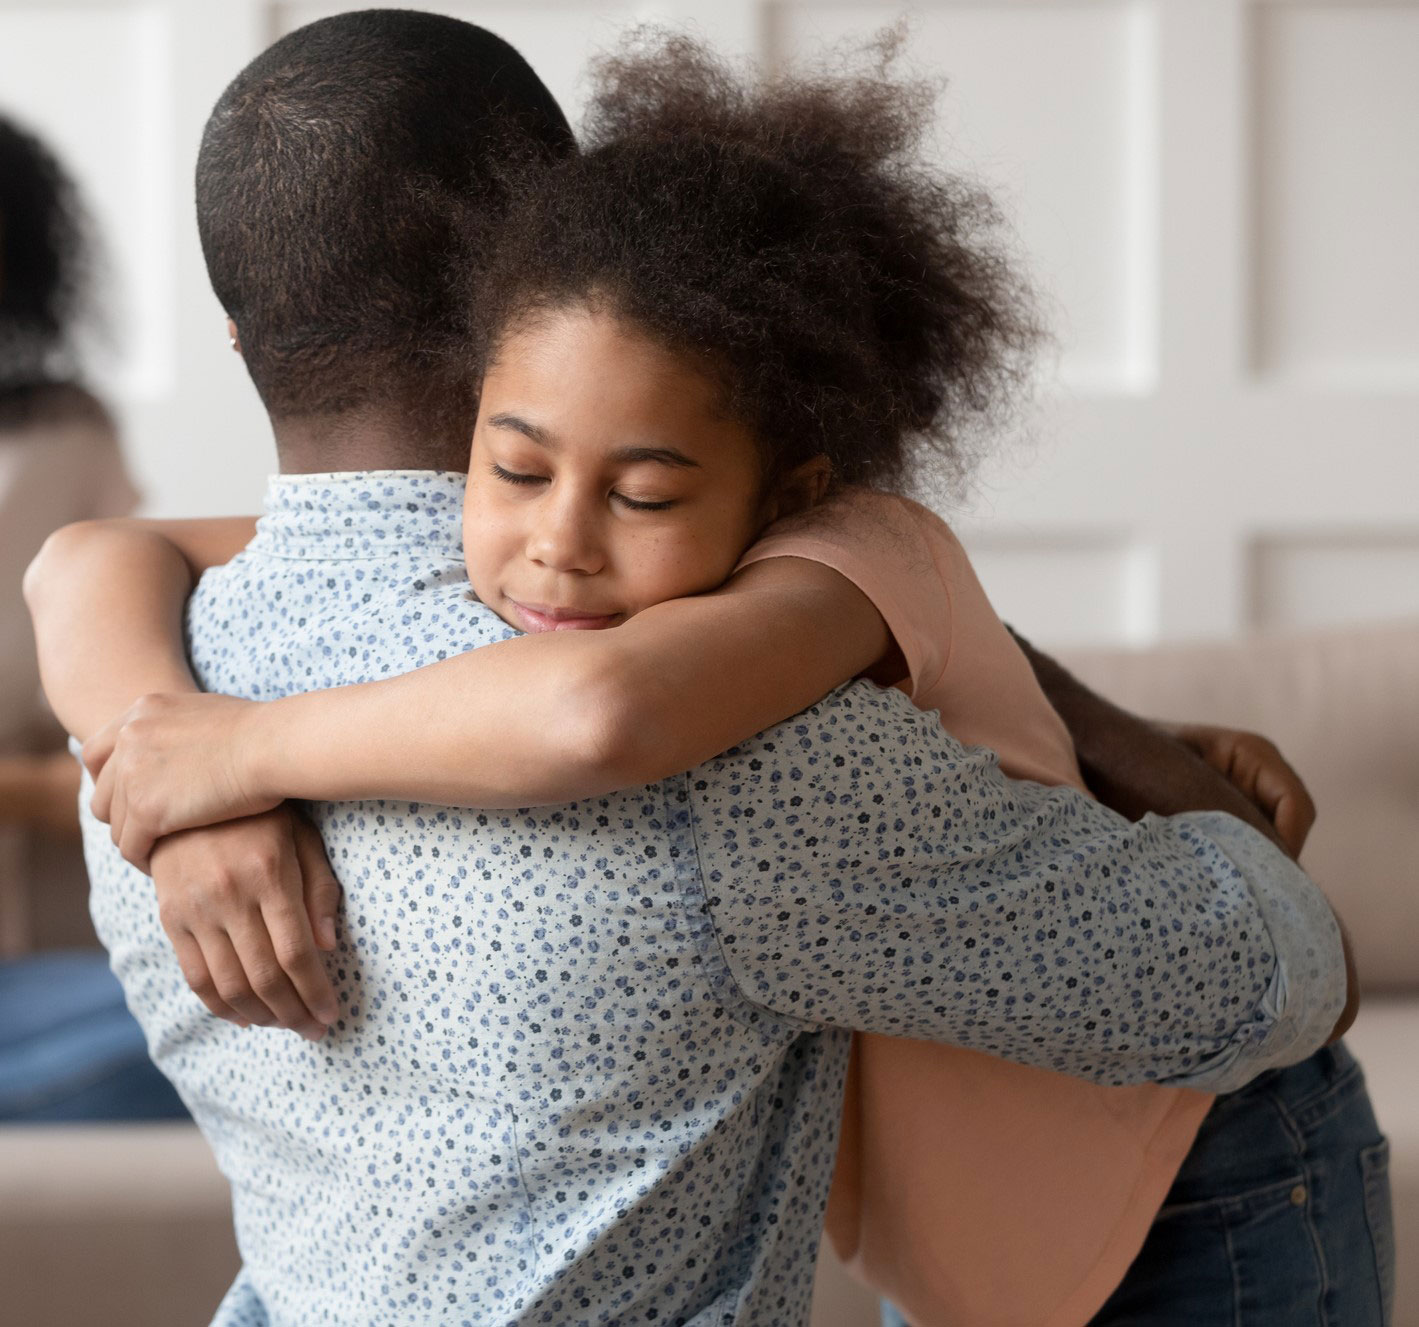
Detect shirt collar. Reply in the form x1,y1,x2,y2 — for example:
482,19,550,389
249,469,466,560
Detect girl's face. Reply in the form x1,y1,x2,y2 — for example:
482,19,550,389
463,304,773,633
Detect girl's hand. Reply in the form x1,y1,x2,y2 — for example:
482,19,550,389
148,806,341,1039
1160,722,1318,858
83,692,276,870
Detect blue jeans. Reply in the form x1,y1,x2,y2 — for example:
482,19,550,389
881,1042,1394,1326
0,951,188,1122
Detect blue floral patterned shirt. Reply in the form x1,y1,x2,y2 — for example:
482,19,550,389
81,471,1345,1327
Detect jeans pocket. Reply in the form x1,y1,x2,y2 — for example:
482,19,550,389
1360,1138,1395,1325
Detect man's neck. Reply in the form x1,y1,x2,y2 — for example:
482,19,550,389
270,407,470,475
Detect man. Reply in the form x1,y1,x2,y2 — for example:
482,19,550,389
26,11,1348,1326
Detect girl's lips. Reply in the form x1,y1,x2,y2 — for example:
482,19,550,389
507,599,621,633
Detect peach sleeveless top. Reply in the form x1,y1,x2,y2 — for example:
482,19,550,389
740,490,1213,1327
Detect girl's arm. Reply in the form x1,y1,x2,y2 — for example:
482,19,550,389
255,554,892,802
85,554,893,864
24,516,258,739
26,516,343,1038
49,521,888,1041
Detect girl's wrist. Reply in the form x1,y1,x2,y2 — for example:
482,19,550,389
234,696,286,807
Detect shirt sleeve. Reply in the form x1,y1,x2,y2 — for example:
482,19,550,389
737,488,954,701
684,681,1346,1094
738,488,1084,789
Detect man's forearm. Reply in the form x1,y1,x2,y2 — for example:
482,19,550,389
1009,631,1355,1042
698,686,1349,1091
1013,629,1288,851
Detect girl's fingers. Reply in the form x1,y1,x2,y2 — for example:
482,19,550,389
80,720,119,781
195,926,281,1029
118,811,159,876
258,889,339,1029
225,911,328,1040
106,774,128,851
90,752,117,826
168,927,250,1028
293,814,342,953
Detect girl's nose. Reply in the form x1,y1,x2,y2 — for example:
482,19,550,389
525,497,604,575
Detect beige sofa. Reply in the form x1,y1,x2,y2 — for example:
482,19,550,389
3,619,1414,1327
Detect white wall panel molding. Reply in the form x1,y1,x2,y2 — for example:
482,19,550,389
956,532,1161,644
770,0,1160,394
1251,533,1419,629
277,3,768,117
1250,1,1419,388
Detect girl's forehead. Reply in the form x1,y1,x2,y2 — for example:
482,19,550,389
483,309,744,450
493,304,699,381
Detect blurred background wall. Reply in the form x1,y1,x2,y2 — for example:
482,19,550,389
1,0,1416,647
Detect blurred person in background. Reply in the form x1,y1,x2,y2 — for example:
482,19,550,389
0,111,184,1120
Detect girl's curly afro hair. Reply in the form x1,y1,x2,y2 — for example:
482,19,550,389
473,29,1043,494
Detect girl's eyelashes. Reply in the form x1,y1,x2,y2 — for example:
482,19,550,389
489,462,677,512
614,494,676,513
490,463,546,488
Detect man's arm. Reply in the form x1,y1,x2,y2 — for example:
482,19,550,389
690,684,1348,1093
1013,630,1356,1041
1013,629,1290,848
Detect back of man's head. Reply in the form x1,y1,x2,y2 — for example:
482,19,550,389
197,9,572,426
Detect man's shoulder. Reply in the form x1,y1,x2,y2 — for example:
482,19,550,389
685,679,1000,834
185,551,514,697
696,679,962,770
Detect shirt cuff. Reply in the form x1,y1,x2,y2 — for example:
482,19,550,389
1184,813,1347,1090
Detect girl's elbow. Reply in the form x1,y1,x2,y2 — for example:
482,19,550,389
23,520,107,614
557,658,656,794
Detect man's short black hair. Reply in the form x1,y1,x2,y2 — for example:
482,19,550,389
196,9,573,420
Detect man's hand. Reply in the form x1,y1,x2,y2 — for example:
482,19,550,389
150,805,341,1039
83,691,276,870
1161,722,1317,859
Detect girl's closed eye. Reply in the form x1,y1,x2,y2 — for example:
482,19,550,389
613,492,676,512
489,462,546,488
491,459,677,512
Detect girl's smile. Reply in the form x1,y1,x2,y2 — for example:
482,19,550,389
503,598,623,633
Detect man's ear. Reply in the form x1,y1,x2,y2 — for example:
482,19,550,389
226,317,242,356
764,455,833,524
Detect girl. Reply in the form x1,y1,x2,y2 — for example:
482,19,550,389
42,32,1385,1327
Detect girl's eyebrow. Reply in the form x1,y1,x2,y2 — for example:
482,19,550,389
488,412,552,445
612,445,700,470
488,412,700,469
